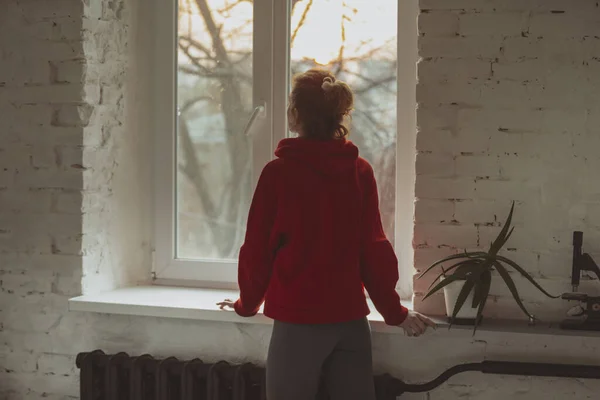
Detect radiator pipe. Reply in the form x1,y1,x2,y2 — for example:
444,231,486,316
396,361,600,394
400,363,482,393
480,361,600,380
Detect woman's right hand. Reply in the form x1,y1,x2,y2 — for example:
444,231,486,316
217,299,235,310
399,311,436,337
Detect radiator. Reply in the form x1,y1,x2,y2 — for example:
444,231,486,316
76,350,398,400
78,350,600,399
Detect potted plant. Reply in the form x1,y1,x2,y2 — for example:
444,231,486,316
418,202,558,332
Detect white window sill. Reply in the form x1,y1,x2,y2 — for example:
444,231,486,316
68,285,596,338
68,285,419,334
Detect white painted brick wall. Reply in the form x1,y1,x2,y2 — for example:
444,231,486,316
0,0,149,397
1,0,600,399
415,0,600,324
414,2,600,395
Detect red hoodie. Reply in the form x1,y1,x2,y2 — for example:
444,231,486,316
234,137,408,326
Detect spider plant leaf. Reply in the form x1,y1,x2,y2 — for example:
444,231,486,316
428,259,483,290
471,268,492,308
471,275,485,308
472,270,491,335
495,255,559,298
455,257,494,282
454,261,484,277
465,250,488,259
493,227,514,255
418,254,470,278
418,254,467,278
492,261,533,319
423,272,470,301
418,252,488,278
489,202,515,255
480,256,496,270
450,276,476,327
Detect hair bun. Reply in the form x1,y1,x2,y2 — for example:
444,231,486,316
289,69,354,139
321,76,335,91
321,76,353,117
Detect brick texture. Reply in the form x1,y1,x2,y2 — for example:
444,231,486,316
1,0,91,396
414,0,600,325
1,0,600,399
1,0,151,398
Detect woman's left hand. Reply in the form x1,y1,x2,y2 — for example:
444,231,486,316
217,299,235,310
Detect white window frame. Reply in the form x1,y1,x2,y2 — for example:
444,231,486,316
152,0,417,299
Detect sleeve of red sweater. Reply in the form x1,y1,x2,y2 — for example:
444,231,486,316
234,162,278,317
360,163,409,326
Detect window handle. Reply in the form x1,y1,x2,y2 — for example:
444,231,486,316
243,102,266,137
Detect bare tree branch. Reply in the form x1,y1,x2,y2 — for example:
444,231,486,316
178,115,217,219
291,0,313,47
231,51,252,65
179,0,251,257
180,95,215,114
372,143,396,241
352,109,387,144
179,36,215,60
217,0,251,15
195,0,231,65
178,34,252,83
354,76,396,94
178,41,215,75
337,41,396,63
333,14,349,76
341,67,396,95
221,21,252,41
227,156,251,258
178,64,252,84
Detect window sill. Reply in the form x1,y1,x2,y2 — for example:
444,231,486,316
68,285,416,335
68,285,595,338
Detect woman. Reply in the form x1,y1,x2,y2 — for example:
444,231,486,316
218,69,434,400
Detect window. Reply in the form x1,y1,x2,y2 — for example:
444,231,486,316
153,0,417,298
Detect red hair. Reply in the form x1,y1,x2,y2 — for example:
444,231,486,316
288,69,354,140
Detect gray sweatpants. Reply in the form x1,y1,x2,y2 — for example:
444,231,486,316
266,317,376,400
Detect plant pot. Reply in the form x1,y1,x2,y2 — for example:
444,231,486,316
442,279,479,324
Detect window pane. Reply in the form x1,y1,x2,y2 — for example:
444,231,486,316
177,0,253,260
290,0,397,243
